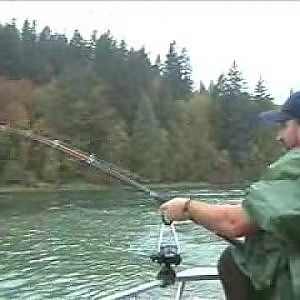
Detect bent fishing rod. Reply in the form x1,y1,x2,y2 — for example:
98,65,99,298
0,124,183,286
0,125,166,203
0,126,241,248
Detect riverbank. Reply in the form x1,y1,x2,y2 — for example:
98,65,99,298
0,180,248,194
0,183,111,193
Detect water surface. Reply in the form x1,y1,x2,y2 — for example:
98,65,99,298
0,186,245,299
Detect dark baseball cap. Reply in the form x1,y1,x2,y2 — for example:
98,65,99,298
260,91,300,123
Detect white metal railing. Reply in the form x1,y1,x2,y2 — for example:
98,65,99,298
102,266,219,300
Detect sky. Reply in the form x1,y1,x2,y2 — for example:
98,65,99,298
0,1,300,104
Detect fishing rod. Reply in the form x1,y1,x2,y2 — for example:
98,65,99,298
0,125,167,203
0,124,182,285
0,125,242,285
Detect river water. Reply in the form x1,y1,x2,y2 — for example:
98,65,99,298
0,186,245,299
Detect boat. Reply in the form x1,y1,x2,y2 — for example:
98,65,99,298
102,266,220,300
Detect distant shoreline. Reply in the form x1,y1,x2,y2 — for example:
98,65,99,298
0,181,247,194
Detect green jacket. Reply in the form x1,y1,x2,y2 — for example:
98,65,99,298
233,148,300,300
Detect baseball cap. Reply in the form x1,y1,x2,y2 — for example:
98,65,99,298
260,91,300,123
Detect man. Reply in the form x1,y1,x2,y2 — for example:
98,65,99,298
160,91,300,300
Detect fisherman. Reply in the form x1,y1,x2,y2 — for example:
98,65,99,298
160,91,300,300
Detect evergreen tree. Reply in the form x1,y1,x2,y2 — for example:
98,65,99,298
223,60,248,96
94,30,118,81
87,30,98,61
127,46,153,94
0,20,23,78
47,33,70,77
36,26,53,82
153,54,162,75
94,32,157,127
39,26,51,42
21,19,40,80
69,29,89,67
214,62,255,176
179,47,193,96
162,41,193,100
209,74,226,99
253,76,273,101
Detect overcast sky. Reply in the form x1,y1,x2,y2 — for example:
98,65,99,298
0,1,300,104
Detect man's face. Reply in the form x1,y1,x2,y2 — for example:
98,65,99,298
276,119,300,150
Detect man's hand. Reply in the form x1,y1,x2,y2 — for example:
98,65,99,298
160,197,190,222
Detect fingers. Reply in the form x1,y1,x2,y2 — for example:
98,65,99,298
161,212,172,225
160,203,171,223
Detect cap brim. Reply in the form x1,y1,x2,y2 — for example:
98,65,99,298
259,110,292,123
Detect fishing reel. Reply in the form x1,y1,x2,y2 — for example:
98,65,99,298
150,222,181,287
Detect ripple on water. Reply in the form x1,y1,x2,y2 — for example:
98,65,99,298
0,277,28,289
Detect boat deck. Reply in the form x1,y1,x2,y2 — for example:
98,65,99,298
102,266,220,300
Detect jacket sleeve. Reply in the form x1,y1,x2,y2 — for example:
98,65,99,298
243,149,300,246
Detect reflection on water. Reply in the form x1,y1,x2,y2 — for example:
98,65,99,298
0,187,244,299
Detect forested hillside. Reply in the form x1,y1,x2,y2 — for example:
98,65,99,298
0,19,282,186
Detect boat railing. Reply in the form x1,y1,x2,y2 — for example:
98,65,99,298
102,266,220,300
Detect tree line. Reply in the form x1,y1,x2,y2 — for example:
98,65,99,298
0,19,282,186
